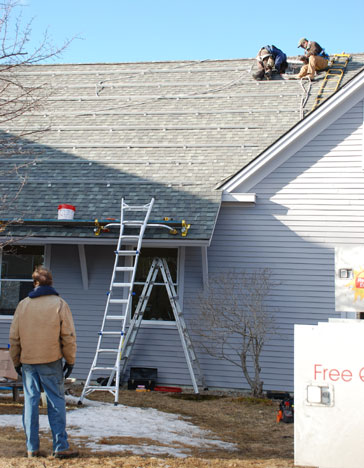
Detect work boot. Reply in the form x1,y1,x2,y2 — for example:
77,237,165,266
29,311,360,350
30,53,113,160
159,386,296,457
27,450,40,458
53,448,79,459
265,70,272,80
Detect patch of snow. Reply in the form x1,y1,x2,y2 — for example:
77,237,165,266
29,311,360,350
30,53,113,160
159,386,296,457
0,395,236,457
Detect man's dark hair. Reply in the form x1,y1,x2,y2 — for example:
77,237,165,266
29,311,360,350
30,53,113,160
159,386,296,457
32,266,53,286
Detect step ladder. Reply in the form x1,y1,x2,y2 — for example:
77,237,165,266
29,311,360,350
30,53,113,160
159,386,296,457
78,198,155,405
312,53,351,110
119,257,206,394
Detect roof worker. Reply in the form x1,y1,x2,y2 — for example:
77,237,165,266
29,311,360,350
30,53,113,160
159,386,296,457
293,38,329,79
9,266,78,459
252,45,288,81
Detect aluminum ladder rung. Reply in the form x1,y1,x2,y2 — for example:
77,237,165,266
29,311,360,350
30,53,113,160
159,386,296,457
115,266,134,272
123,220,144,225
92,366,116,371
98,349,119,353
115,250,138,256
106,314,126,319
99,331,123,335
124,209,149,212
112,282,132,288
123,206,150,211
86,385,116,391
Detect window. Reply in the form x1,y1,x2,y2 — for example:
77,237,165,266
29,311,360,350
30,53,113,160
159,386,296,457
0,245,44,315
131,248,178,321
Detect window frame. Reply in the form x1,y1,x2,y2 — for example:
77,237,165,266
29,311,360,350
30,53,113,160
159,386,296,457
127,246,184,327
0,244,47,320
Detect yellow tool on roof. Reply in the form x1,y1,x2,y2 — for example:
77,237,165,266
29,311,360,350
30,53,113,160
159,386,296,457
312,53,351,110
181,219,191,237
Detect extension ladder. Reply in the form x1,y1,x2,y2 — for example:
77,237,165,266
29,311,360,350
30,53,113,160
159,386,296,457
78,198,155,405
119,257,206,394
312,53,351,110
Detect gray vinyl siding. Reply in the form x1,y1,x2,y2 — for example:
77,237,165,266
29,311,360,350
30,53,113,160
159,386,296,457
50,244,113,380
0,322,11,348
201,99,363,391
0,244,188,385
50,244,189,384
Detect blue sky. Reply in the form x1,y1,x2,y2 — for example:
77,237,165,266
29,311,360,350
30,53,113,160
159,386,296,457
17,0,364,64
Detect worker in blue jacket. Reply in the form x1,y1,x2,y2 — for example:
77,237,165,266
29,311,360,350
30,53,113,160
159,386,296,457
252,45,288,81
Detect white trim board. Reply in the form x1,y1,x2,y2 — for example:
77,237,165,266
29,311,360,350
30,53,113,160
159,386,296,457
221,70,364,193
221,193,256,204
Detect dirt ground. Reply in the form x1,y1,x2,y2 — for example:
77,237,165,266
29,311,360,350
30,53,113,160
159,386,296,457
0,386,307,468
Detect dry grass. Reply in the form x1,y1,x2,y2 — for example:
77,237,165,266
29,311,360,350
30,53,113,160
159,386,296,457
0,387,308,468
0,457,297,468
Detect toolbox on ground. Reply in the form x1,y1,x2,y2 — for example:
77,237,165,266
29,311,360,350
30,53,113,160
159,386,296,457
128,367,157,390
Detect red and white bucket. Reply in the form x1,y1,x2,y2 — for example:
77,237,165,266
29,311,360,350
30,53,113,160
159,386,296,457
58,204,76,220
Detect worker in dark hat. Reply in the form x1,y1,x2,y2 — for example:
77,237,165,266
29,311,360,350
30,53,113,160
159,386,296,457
292,38,329,80
252,45,288,81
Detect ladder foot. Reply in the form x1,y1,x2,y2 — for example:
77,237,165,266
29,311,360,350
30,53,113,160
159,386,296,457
114,402,118,406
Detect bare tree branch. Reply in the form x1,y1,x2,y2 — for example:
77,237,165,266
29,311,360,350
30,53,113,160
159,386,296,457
194,269,277,397
0,0,72,242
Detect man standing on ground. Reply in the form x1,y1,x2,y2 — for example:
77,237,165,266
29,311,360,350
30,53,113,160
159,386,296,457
9,266,78,459
294,38,329,80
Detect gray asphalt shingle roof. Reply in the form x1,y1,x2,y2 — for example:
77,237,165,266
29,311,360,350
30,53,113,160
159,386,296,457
1,54,364,241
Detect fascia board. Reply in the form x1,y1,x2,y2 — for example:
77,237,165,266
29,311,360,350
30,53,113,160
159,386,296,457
222,70,364,193
3,236,210,247
206,198,222,245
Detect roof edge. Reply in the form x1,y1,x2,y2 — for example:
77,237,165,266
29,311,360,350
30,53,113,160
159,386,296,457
1,236,210,247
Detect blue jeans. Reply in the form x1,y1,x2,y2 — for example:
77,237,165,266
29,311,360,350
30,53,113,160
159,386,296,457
22,359,69,453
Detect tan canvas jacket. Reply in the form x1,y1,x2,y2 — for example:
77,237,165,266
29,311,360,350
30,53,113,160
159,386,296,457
9,294,76,367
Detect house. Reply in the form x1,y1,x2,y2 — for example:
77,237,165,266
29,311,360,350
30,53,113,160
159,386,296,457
1,54,364,392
